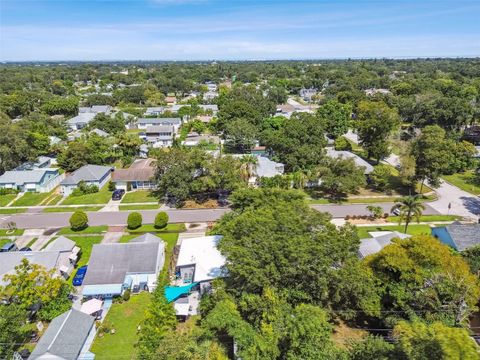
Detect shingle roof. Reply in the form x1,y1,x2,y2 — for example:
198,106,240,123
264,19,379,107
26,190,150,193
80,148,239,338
145,125,174,133
83,234,164,285
61,164,112,185
112,167,155,182
326,149,374,174
90,128,109,137
29,309,94,360
445,224,480,251
137,118,181,125
43,236,75,252
358,231,411,258
67,113,95,125
0,169,58,186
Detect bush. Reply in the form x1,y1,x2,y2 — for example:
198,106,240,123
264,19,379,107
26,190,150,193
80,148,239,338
69,211,88,231
122,289,131,301
72,181,99,196
108,181,116,191
334,136,352,151
154,212,169,229
127,212,142,229
0,188,19,195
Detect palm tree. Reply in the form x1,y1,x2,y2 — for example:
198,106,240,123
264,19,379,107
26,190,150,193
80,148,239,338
391,195,425,233
240,155,258,185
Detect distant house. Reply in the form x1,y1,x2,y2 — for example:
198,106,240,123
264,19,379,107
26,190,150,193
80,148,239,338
364,88,391,96
14,156,56,171
358,231,411,259
197,115,213,123
299,88,318,102
230,154,285,185
144,107,165,116
182,133,220,147
79,105,112,115
112,159,156,191
0,236,80,285
165,96,176,105
275,104,296,118
82,233,165,298
326,149,374,174
0,168,63,193
67,113,96,131
432,224,480,251
60,164,112,196
203,91,218,100
136,118,182,133
49,136,63,146
90,128,109,137
139,144,149,158
143,125,174,148
28,309,95,360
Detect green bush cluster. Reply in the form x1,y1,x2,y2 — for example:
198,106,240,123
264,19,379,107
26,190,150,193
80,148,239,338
154,212,169,229
127,212,142,229
72,181,99,196
69,211,88,231
334,136,352,151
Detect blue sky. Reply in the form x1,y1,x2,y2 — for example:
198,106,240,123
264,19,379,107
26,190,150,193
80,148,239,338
1,0,479,61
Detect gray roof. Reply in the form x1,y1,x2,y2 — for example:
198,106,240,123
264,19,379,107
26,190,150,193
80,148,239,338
61,164,112,186
137,118,181,125
83,234,164,285
0,252,59,285
90,128,109,137
14,156,52,171
145,107,165,115
326,149,374,174
0,169,58,186
255,156,284,178
445,224,480,251
358,231,411,258
145,125,174,134
67,113,95,125
29,309,94,360
44,236,75,252
91,105,111,113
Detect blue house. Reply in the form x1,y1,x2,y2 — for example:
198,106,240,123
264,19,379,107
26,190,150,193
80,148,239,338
431,224,480,251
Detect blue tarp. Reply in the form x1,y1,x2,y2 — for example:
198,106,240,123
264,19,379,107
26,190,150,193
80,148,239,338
164,283,198,303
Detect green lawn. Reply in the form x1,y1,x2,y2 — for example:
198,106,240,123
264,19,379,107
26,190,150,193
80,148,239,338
387,215,460,223
62,186,112,205
58,225,108,235
42,206,103,213
45,194,63,205
0,238,12,247
91,292,152,360
119,204,160,211
443,171,480,196
11,192,51,206
66,235,103,267
0,194,17,206
0,208,27,214
356,224,433,239
121,190,157,204
25,238,38,248
0,229,24,236
126,223,186,234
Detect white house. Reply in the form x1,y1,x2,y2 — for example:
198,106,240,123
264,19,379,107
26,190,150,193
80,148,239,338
67,113,96,131
136,118,182,133
60,164,112,196
0,168,63,193
143,125,174,148
82,233,165,298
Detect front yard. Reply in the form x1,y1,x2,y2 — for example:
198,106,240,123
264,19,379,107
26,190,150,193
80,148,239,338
356,224,433,239
120,190,158,204
58,225,108,235
62,186,112,205
443,171,480,195
42,206,104,213
11,192,51,206
90,292,152,360
0,194,17,206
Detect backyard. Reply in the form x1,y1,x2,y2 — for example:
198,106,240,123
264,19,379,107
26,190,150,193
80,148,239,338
61,186,112,205
90,292,152,360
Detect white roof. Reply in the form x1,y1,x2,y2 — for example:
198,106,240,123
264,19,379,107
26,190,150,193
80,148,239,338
80,298,103,315
176,235,226,283
326,148,374,174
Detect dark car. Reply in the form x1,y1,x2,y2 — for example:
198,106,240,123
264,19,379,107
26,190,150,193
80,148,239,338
112,189,125,201
0,242,18,252
72,265,88,286
19,247,32,251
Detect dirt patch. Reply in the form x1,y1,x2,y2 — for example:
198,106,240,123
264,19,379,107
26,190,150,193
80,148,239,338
347,218,389,225
182,199,219,209
108,226,125,232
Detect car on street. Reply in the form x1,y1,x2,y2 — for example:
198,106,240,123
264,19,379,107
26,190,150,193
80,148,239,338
19,247,32,251
72,265,88,286
112,189,125,201
0,242,18,252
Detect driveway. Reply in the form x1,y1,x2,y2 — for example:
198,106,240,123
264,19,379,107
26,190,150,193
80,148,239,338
428,180,480,220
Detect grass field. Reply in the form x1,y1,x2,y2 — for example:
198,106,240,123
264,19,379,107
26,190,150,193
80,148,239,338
66,235,103,267
58,225,108,235
11,192,51,206
42,206,103,213
126,223,185,234
90,292,151,360
121,190,157,204
44,194,63,205
356,224,433,239
0,208,27,214
0,229,24,236
119,204,160,211
443,171,480,196
387,215,460,223
0,194,17,206
62,186,112,205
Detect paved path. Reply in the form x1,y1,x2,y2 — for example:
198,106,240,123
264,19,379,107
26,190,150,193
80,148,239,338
311,202,439,218
101,232,123,244
429,180,480,221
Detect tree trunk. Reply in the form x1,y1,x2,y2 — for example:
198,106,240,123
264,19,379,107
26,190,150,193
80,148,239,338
419,178,425,194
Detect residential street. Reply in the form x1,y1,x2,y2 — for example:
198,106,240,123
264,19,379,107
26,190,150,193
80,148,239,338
429,180,480,220
0,203,441,229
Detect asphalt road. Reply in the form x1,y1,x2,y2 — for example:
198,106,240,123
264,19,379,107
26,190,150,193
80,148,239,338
0,203,440,229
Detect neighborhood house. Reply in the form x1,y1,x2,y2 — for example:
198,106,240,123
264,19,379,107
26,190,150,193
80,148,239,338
136,117,182,133
0,168,63,193
358,231,411,259
60,164,112,196
432,223,480,251
143,125,174,148
82,233,165,298
112,158,156,191
67,113,96,131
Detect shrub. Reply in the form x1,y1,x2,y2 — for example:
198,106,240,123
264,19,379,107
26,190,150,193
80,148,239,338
108,181,116,191
126,182,132,191
72,181,99,196
122,289,131,301
127,212,142,229
154,212,169,229
0,188,19,195
366,205,383,219
334,136,352,151
69,211,88,231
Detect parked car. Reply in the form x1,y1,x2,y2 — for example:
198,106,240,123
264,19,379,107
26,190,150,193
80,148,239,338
19,247,32,251
112,189,125,201
0,242,18,252
72,265,88,286
391,208,401,216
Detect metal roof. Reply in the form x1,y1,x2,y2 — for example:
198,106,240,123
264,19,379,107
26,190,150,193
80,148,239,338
60,164,112,185
29,309,94,360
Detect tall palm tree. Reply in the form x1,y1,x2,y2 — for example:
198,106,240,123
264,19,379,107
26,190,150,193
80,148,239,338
240,155,258,185
391,195,425,233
